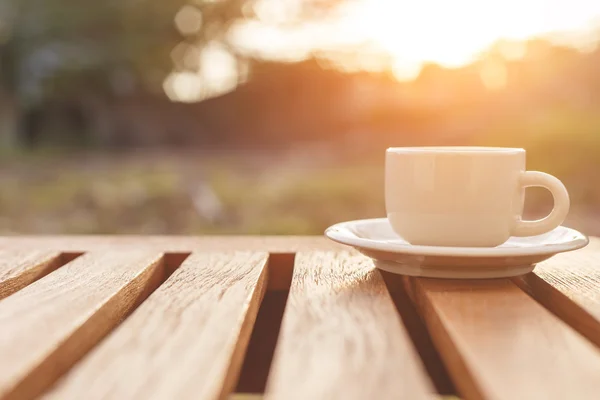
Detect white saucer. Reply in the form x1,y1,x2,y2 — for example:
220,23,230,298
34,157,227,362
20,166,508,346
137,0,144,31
324,218,589,279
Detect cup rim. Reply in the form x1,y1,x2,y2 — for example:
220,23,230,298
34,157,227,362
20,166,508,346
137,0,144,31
386,146,525,154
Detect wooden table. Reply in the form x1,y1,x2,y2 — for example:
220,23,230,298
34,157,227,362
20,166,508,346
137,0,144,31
1,235,600,400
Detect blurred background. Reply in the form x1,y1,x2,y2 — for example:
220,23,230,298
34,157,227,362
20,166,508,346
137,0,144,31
0,0,599,236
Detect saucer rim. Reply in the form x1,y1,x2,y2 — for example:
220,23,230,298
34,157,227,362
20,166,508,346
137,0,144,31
324,218,589,257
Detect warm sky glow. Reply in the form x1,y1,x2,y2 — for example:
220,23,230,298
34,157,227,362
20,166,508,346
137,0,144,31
166,0,600,101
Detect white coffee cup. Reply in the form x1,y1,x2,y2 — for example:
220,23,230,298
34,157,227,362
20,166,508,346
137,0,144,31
385,147,570,247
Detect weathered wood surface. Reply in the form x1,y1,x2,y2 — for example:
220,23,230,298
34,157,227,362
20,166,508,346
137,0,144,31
0,236,598,400
0,249,66,299
514,238,600,348
46,252,268,400
265,251,435,400
0,251,164,400
407,277,600,400
0,236,343,252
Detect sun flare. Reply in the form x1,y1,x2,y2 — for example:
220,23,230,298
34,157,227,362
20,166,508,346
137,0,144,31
335,0,600,79
168,0,600,101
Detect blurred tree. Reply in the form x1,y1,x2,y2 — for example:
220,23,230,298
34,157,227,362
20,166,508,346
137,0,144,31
0,0,344,147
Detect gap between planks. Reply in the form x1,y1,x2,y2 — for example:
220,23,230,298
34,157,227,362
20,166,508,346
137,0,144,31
236,254,295,394
381,271,457,396
3,238,600,400
264,251,436,400
0,250,80,299
0,250,173,400
513,238,600,349
45,252,269,400
405,276,600,400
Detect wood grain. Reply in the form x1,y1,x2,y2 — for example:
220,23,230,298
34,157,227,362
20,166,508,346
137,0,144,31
230,396,460,400
514,238,600,347
381,271,457,395
0,249,65,299
265,251,435,400
45,252,269,400
407,277,600,400
0,235,343,253
0,250,165,400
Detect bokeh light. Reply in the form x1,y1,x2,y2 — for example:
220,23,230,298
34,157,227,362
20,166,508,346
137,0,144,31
174,5,203,36
171,0,600,101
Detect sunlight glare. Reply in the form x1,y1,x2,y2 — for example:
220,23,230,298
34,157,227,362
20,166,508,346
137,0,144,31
228,20,320,61
496,40,527,60
479,61,508,90
230,0,600,80
338,0,551,72
253,0,301,25
169,0,600,100
391,61,422,82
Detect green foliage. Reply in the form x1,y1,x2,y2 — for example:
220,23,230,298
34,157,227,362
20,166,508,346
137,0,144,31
0,0,345,102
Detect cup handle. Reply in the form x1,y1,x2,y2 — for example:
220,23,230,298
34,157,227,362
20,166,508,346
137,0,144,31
511,171,570,237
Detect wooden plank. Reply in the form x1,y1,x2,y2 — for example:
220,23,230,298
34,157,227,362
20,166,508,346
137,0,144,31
0,250,165,400
406,277,600,400
0,236,343,253
230,396,460,400
513,238,600,347
45,252,268,400
229,393,461,400
381,271,457,395
265,251,435,400
0,249,65,299
231,396,461,400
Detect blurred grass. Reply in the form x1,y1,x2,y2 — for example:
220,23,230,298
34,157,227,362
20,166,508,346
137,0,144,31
479,108,600,175
0,150,385,235
1,111,600,236
473,108,600,214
